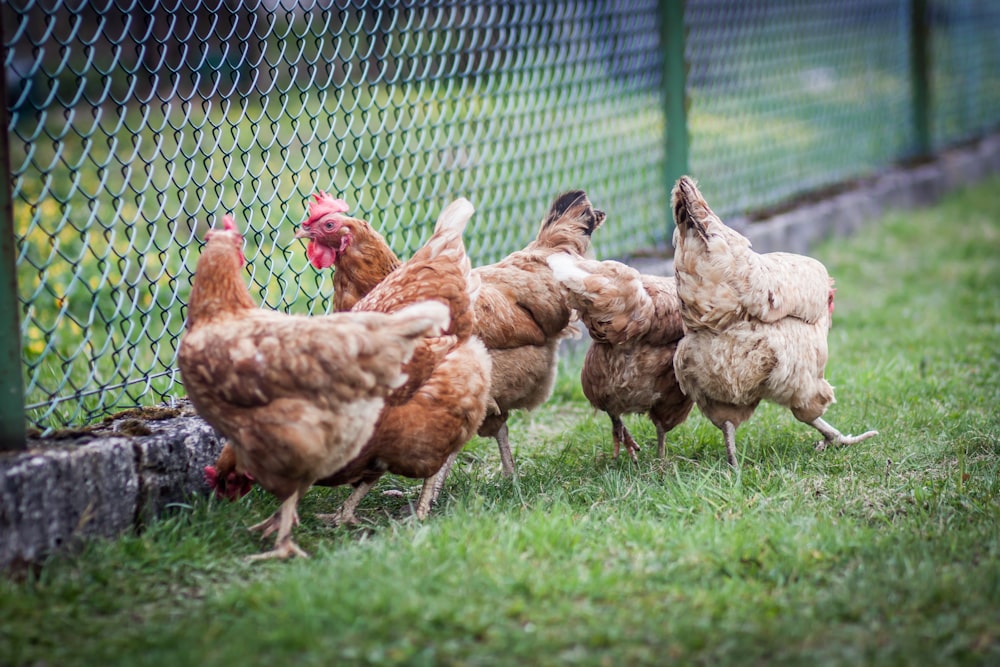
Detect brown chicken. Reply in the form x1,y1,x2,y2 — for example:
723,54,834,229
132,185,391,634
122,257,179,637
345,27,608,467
472,191,606,475
296,190,605,477
179,214,449,560
298,197,491,523
670,176,878,468
546,253,693,461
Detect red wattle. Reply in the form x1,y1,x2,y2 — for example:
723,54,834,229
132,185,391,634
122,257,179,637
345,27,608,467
306,241,338,269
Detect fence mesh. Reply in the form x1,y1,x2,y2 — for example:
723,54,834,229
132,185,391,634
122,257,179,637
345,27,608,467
929,1,1000,147
3,0,1000,432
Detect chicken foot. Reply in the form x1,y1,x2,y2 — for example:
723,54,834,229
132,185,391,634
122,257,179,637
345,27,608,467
248,505,300,539
318,454,457,528
611,416,641,462
247,491,309,561
317,479,377,527
811,417,879,451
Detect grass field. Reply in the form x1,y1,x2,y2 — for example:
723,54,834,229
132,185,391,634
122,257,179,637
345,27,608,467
2,177,999,666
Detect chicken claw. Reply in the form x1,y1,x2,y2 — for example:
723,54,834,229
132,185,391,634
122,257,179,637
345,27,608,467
811,417,879,451
317,480,375,527
248,508,300,539
246,492,309,561
246,538,309,562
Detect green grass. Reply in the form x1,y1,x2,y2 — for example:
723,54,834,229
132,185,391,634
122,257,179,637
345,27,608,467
3,179,1000,666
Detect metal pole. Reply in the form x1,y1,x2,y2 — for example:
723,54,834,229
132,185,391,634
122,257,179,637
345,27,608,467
661,0,689,196
910,0,931,157
0,7,28,450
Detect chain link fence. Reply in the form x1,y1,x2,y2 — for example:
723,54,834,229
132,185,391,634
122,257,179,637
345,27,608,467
3,0,1000,433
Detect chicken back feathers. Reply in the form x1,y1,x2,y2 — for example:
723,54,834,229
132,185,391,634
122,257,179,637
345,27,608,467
356,198,479,342
671,178,833,333
548,253,693,459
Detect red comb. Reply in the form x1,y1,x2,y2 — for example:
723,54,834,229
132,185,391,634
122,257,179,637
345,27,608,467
221,214,238,232
308,192,350,219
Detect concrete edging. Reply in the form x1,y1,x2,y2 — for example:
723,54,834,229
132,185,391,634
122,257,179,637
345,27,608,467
1,407,223,569
2,134,999,570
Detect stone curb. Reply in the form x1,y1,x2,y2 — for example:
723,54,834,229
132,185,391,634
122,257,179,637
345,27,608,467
1,406,223,570
3,134,999,570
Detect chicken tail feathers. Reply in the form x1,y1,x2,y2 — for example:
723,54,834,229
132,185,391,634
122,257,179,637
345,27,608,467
432,197,475,239
534,190,606,253
417,197,475,266
671,176,712,244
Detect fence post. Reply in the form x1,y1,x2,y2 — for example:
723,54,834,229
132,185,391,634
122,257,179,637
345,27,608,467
910,0,931,157
0,11,28,451
661,0,689,198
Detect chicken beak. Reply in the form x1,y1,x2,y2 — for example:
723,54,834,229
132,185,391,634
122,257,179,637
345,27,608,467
294,228,312,240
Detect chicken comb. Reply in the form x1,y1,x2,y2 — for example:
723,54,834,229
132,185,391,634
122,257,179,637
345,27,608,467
204,213,240,242
308,191,351,221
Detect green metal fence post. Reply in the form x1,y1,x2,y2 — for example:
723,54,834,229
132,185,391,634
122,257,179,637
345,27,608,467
910,0,931,157
661,0,689,195
0,7,28,450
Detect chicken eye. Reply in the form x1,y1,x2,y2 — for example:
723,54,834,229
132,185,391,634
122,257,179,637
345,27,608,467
325,222,335,230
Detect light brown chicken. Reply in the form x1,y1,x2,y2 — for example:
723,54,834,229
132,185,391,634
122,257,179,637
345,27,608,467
295,190,605,477
547,253,693,461
670,176,878,468
179,214,449,560
298,197,491,523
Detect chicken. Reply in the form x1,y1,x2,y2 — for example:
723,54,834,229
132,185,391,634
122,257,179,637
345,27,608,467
670,176,878,468
546,253,693,461
179,214,449,560
297,197,491,524
472,191,606,475
294,190,606,477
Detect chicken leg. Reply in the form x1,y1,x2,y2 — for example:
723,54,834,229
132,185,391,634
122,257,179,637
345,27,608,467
317,479,378,526
811,417,879,451
248,505,300,539
247,490,309,561
416,458,456,520
429,450,459,506
610,415,641,462
496,423,517,477
723,421,739,469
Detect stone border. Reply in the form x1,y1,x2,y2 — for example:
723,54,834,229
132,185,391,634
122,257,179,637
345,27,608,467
1,404,223,570
3,134,999,571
